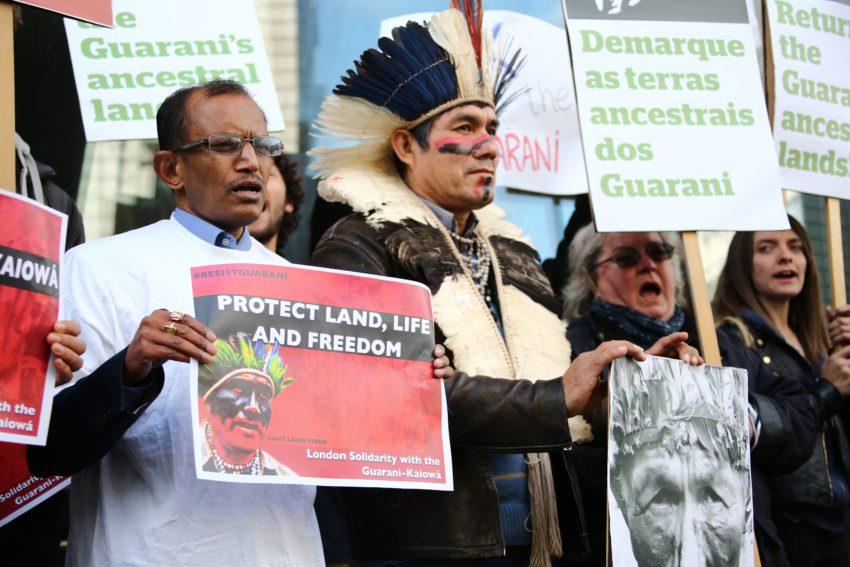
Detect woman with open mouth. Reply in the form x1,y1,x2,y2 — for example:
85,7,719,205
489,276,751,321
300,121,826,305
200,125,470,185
713,216,850,567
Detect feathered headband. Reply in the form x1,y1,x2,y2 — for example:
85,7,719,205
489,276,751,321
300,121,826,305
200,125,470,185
610,357,749,471
310,0,524,178
199,335,294,402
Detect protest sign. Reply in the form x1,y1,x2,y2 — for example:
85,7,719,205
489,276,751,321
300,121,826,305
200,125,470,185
0,190,66,446
64,0,284,142
766,0,850,198
0,443,68,527
608,355,753,567
189,263,451,490
381,11,589,196
563,0,788,231
12,0,112,27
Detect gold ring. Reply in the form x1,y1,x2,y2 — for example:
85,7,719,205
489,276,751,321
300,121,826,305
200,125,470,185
163,322,179,335
169,311,185,323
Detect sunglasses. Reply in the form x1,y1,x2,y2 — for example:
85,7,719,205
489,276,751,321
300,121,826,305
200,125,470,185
174,133,283,157
590,242,675,271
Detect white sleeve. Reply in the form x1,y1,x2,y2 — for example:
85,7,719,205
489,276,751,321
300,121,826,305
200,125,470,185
61,246,143,381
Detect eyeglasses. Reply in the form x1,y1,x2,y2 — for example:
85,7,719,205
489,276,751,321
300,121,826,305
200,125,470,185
590,242,675,271
174,133,283,157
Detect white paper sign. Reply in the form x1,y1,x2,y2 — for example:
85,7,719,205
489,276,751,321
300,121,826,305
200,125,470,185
564,0,789,232
767,0,850,198
608,356,754,567
381,11,589,196
64,0,284,142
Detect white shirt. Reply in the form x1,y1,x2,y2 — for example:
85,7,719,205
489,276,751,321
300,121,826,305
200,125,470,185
62,216,323,567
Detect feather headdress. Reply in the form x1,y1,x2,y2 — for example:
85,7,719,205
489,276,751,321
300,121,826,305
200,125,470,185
311,0,524,178
199,334,294,401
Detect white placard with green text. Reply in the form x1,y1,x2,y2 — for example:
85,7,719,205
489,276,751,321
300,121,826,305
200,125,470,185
767,0,850,198
563,0,789,232
64,0,284,142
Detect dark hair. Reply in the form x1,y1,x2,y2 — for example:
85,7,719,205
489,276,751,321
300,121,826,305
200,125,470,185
272,154,305,249
156,80,256,151
713,216,829,364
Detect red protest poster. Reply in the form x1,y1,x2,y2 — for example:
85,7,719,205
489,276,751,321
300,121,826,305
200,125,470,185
0,443,69,527
11,0,113,27
189,263,452,490
0,191,66,446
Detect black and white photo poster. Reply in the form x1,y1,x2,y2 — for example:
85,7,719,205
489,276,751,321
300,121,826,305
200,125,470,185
608,356,753,567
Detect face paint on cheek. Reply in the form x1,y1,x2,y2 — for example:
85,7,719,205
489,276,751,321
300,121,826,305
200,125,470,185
482,176,493,200
475,176,494,200
256,400,272,427
208,389,247,421
434,134,491,156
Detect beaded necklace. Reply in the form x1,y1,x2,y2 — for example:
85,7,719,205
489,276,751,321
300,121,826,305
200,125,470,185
205,422,263,475
450,229,492,303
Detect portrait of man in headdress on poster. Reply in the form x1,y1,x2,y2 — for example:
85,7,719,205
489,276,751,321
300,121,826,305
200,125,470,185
199,334,296,476
608,356,753,567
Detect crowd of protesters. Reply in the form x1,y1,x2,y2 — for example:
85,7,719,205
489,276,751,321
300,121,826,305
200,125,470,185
4,3,850,567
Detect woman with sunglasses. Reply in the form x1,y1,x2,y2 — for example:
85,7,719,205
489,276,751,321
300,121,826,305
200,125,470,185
553,225,816,567
713,217,850,567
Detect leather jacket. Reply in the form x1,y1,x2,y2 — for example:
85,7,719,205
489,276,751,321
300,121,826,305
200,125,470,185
730,310,850,515
312,213,573,559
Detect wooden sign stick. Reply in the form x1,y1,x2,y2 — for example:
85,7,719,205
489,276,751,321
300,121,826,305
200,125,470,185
825,198,847,307
682,232,721,365
0,2,14,191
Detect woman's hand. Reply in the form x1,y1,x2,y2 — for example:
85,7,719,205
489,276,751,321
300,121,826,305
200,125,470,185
647,332,704,366
822,345,850,397
827,305,850,348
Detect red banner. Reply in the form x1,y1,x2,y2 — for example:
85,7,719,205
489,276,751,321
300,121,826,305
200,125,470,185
189,263,452,490
0,443,68,527
11,0,113,27
0,191,66,446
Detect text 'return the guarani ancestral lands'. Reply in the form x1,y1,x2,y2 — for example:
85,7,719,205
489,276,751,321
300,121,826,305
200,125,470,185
0,190,67,446
189,262,452,490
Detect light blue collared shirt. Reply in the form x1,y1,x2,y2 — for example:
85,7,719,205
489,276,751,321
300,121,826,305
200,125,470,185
172,208,252,251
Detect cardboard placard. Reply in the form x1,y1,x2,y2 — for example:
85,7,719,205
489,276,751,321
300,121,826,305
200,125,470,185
12,0,112,27
563,0,788,231
608,355,754,567
766,0,850,198
0,443,69,527
64,0,283,142
189,263,452,490
0,190,66,446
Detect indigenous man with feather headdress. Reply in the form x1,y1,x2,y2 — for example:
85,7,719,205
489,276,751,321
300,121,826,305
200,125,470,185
310,1,655,565
199,335,295,476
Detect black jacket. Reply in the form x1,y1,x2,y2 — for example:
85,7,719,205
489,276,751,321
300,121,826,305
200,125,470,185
312,213,573,560
27,348,164,477
556,312,817,567
724,311,850,523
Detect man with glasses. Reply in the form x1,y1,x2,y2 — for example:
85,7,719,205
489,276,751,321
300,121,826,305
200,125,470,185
27,80,325,566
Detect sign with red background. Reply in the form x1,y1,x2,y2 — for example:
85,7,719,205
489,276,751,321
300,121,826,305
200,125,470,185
0,443,68,527
190,263,452,490
11,0,112,27
0,191,66,445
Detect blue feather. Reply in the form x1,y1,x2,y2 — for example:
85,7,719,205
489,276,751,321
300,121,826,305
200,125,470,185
333,21,459,121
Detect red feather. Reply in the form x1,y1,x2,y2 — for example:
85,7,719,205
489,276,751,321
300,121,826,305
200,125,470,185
450,0,483,68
